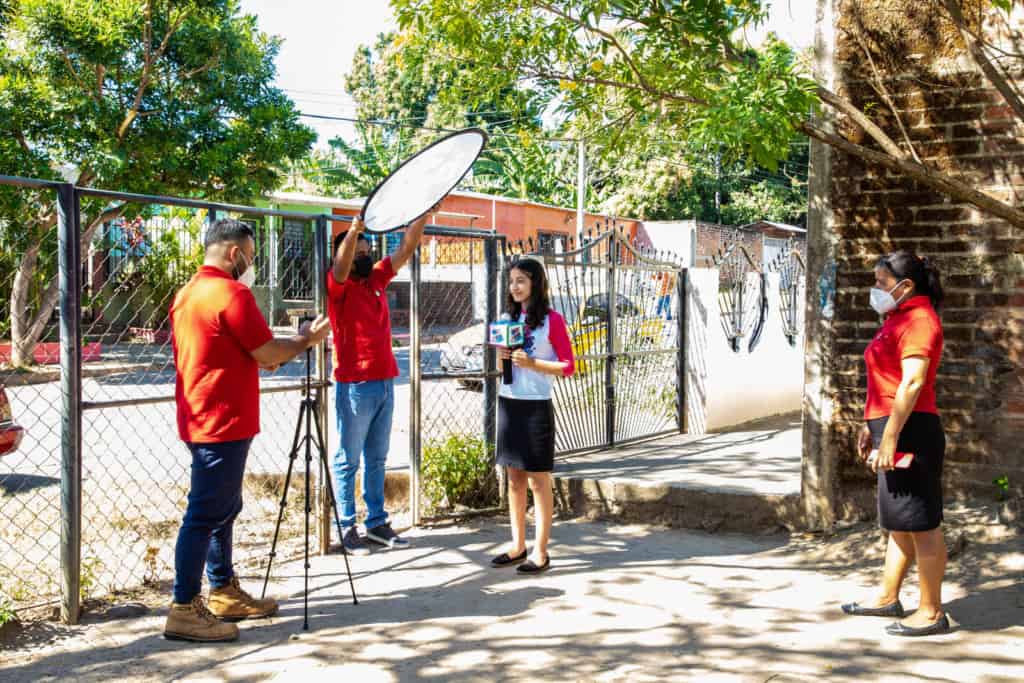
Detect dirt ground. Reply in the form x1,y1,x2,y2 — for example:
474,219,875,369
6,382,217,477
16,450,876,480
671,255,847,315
1,504,1021,683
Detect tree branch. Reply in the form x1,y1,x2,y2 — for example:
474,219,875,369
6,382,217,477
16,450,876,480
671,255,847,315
522,63,706,106
816,86,908,160
850,28,923,164
536,2,656,95
800,120,1024,229
940,0,1024,124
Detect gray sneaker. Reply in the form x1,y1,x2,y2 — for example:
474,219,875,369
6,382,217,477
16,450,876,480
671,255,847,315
366,523,409,549
341,527,370,556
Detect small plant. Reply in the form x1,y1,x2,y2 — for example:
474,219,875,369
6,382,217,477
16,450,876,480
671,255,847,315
80,557,102,602
994,475,1011,502
422,433,498,513
0,593,18,628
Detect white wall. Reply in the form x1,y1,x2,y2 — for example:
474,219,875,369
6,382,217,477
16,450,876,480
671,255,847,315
685,268,805,433
640,221,697,266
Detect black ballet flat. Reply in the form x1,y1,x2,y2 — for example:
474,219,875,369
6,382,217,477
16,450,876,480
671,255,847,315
886,615,951,637
516,556,551,574
841,600,905,618
491,549,528,567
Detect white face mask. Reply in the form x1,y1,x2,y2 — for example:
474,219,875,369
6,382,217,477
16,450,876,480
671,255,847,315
869,280,909,315
234,251,256,289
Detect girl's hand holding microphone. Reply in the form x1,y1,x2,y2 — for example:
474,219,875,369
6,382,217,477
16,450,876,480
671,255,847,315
498,347,534,368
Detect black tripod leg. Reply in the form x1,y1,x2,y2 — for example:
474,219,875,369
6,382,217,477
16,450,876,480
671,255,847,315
303,397,313,631
311,399,359,605
261,400,307,600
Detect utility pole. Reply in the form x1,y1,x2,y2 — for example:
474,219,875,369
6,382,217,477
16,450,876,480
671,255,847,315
576,138,586,240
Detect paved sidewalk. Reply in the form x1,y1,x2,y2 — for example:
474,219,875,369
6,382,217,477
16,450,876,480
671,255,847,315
2,512,1021,682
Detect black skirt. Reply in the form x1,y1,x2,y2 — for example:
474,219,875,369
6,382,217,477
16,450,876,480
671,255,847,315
497,397,555,472
868,412,945,532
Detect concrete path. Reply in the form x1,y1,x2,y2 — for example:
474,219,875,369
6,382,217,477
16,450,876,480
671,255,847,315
2,513,1021,682
554,413,804,532
557,412,802,497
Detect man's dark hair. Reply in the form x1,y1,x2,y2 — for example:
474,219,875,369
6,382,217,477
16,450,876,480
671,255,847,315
205,218,255,248
333,230,370,255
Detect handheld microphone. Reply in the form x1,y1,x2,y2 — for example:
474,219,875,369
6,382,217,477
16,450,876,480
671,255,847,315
489,313,526,385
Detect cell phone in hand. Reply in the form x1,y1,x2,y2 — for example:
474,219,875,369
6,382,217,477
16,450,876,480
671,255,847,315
867,449,914,469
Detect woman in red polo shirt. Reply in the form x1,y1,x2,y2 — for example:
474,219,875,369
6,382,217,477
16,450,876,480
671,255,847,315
841,251,949,637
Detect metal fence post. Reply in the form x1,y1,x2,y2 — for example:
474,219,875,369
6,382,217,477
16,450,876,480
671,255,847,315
58,183,83,624
483,236,498,470
677,268,688,434
409,246,422,526
313,216,331,554
605,235,617,449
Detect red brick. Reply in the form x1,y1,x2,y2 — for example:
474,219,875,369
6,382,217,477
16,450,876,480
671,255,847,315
984,104,1015,121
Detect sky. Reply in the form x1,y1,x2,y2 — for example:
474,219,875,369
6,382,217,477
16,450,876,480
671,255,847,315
239,0,817,147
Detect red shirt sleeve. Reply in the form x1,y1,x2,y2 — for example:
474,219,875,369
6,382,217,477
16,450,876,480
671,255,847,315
326,268,349,303
222,288,274,352
899,316,940,359
371,256,397,289
547,310,575,377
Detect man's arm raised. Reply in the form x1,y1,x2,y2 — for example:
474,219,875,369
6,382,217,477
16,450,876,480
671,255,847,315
391,202,441,272
332,217,366,283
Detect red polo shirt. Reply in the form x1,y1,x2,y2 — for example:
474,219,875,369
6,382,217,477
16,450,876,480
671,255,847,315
171,266,274,443
863,295,943,420
326,256,399,383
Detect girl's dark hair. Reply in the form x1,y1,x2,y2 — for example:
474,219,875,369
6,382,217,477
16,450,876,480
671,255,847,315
877,250,944,309
505,258,551,329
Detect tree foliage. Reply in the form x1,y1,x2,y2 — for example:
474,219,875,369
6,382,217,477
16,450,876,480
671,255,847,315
392,0,1024,231
0,0,314,365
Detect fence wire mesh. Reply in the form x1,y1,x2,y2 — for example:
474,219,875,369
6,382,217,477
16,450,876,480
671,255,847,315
1,189,322,611
0,202,64,609
415,233,498,516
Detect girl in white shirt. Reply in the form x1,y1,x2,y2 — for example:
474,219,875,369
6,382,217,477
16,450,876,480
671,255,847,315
491,258,575,574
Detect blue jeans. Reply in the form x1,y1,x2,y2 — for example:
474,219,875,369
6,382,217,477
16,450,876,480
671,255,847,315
656,294,672,320
172,439,250,604
332,379,393,533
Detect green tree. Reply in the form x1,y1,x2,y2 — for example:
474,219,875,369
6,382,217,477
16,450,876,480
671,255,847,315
392,0,1024,229
0,0,314,366
307,30,563,201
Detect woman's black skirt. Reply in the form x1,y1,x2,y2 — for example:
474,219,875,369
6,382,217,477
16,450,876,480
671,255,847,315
497,397,555,472
868,412,946,532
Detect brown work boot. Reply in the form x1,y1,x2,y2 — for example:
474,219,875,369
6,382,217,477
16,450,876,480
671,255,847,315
208,576,279,621
164,596,239,642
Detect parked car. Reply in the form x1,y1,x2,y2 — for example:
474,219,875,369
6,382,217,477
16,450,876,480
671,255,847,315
0,384,24,457
439,292,664,386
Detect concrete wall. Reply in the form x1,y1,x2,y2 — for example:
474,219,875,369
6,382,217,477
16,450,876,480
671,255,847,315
686,268,806,433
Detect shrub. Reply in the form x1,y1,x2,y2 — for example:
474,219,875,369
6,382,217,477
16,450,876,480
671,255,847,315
422,433,498,513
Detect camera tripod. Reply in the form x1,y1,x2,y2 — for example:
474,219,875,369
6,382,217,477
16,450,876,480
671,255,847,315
261,341,358,631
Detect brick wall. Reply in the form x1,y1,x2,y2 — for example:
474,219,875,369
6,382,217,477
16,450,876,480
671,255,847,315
694,222,764,266
822,0,1024,511
387,281,473,329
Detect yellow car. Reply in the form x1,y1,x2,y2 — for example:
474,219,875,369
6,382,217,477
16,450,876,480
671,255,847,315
569,293,669,375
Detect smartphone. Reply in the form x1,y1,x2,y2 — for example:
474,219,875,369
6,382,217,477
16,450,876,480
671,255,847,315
867,449,914,468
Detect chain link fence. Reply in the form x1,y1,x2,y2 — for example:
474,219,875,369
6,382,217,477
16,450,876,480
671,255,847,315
411,230,501,518
0,181,64,609
0,178,327,619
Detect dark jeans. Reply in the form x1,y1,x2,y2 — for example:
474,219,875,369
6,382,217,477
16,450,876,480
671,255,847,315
172,438,251,604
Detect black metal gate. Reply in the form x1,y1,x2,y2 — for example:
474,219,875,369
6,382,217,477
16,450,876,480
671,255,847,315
509,227,687,456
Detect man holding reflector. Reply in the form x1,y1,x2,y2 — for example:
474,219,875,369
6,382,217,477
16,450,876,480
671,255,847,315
327,128,487,555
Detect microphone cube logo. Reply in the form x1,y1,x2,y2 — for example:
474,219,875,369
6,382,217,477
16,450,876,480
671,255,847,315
508,323,525,347
489,323,508,346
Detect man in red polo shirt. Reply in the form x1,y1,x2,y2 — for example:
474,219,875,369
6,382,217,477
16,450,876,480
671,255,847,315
165,219,330,643
327,206,438,554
